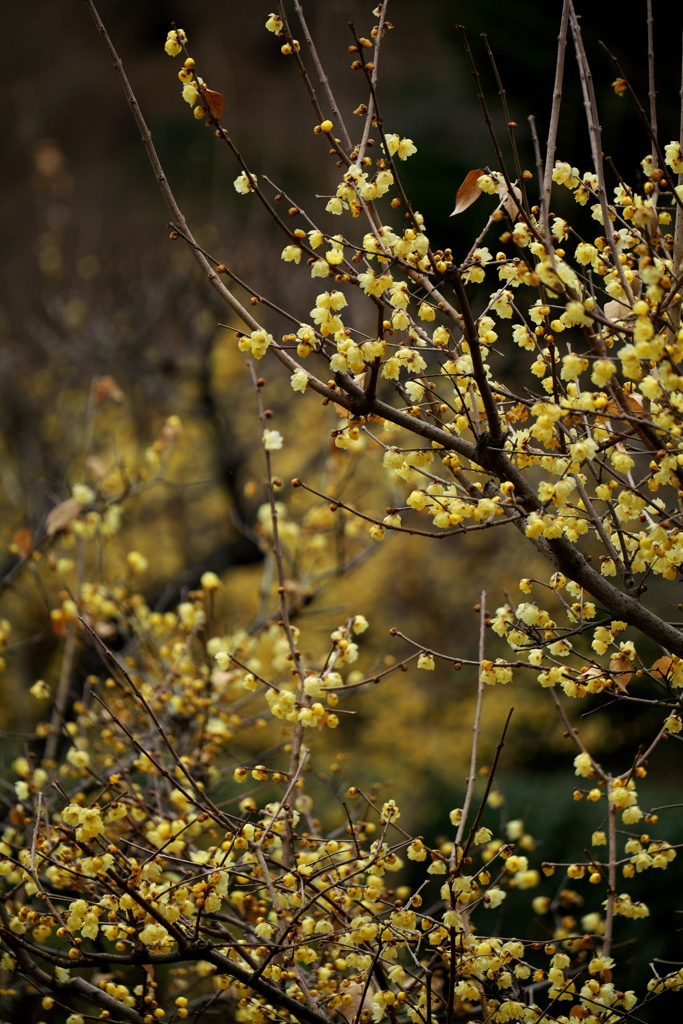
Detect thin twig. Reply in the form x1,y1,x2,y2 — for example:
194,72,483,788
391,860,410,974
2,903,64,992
453,593,488,858
542,0,571,241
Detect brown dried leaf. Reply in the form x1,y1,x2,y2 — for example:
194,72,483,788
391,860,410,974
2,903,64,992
85,455,106,480
603,298,630,322
500,182,523,220
92,375,124,404
604,393,643,418
204,89,224,120
9,806,26,826
450,168,485,216
609,654,632,691
651,655,673,679
339,980,375,1020
46,497,82,537
10,527,33,559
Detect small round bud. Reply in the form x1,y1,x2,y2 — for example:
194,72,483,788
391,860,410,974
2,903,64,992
201,571,221,591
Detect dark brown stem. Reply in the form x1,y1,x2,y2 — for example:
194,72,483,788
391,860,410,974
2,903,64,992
542,0,571,240
450,270,504,441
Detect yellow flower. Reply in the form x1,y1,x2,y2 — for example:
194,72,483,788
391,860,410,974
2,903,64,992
30,679,51,700
234,171,257,194
573,752,594,777
290,368,309,392
484,887,506,908
265,13,283,33
551,161,580,188
262,430,283,451
385,134,417,160
281,244,302,263
665,141,683,173
182,81,200,105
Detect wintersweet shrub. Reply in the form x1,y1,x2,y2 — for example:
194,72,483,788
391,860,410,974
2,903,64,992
2,2,683,1022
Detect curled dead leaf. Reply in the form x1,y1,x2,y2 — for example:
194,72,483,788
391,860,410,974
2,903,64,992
9,806,27,827
651,656,673,679
603,298,631,323
10,527,33,559
609,654,632,691
204,89,224,120
92,375,124,404
604,393,643,418
85,455,106,480
450,168,485,216
500,182,523,220
46,497,82,537
336,979,375,1020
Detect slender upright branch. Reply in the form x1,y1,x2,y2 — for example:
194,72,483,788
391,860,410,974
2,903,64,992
646,0,658,169
453,593,488,857
674,31,683,287
568,1,634,302
292,0,354,153
542,0,571,240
